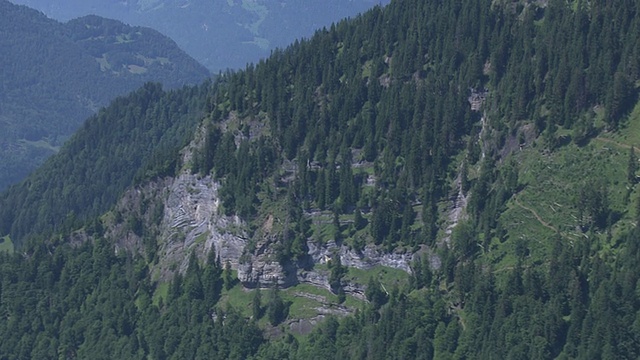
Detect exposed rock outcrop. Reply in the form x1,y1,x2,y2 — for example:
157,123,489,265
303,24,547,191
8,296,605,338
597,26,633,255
107,172,248,281
156,173,247,279
308,241,413,273
236,234,297,288
108,170,414,289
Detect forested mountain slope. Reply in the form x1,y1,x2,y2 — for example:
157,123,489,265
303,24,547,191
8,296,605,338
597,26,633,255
1,0,640,358
0,0,210,190
9,0,390,72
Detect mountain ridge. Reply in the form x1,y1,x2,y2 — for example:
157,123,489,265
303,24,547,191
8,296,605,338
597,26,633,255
9,0,391,72
0,0,210,190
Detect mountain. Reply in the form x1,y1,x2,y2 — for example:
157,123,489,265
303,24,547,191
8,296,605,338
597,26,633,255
8,0,391,72
1,0,640,358
0,0,210,190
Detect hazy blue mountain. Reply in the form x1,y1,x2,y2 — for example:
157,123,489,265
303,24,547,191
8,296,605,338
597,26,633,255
0,0,210,190
8,0,390,71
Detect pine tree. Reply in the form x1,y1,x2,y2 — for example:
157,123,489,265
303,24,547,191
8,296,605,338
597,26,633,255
223,260,234,291
628,147,637,185
605,71,633,129
252,288,263,320
267,285,287,326
354,207,367,231
328,254,347,295
184,250,203,300
365,277,388,309
332,209,342,242
203,246,222,304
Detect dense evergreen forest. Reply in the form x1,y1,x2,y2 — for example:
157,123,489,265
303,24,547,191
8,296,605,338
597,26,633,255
1,0,640,358
0,0,210,190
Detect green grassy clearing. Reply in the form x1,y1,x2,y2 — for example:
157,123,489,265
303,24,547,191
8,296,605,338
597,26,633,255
127,65,148,74
362,60,373,78
604,99,640,147
495,131,635,272
240,0,269,35
0,236,14,253
346,265,410,290
283,284,356,319
19,139,60,153
221,281,360,324
221,285,255,316
152,282,169,306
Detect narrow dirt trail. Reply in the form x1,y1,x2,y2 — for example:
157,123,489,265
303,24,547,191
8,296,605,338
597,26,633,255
594,136,633,150
514,197,558,233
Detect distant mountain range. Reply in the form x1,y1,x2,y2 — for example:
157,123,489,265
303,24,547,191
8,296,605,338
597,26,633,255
0,0,211,190
8,0,390,72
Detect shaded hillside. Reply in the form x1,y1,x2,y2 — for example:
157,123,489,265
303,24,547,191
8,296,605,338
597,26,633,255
0,0,210,190
0,81,214,245
1,0,640,358
9,0,390,72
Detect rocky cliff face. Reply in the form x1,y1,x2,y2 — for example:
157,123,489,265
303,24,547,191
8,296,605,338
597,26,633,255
108,168,414,289
156,173,247,279
236,230,297,288
308,241,413,273
106,172,248,280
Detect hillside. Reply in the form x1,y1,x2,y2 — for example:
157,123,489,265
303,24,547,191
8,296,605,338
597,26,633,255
0,0,210,190
1,0,640,358
9,0,390,72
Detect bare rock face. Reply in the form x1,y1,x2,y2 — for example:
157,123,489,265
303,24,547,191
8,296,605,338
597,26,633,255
237,258,297,288
107,177,173,256
108,171,414,289
108,170,297,286
106,171,249,280
236,231,297,288
155,173,247,280
308,241,413,274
